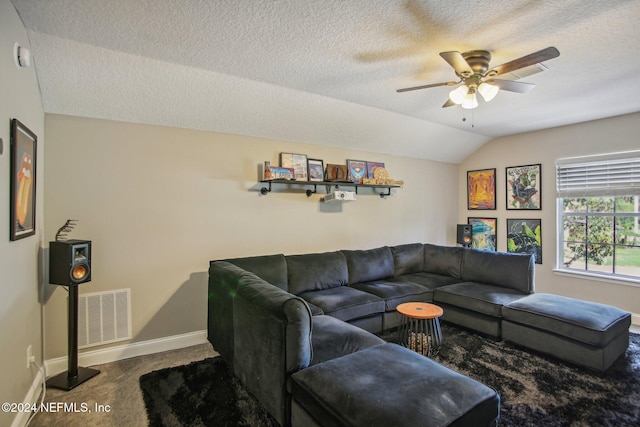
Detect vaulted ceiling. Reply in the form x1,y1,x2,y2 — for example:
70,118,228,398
11,0,640,163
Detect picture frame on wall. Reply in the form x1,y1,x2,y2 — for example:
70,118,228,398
280,152,308,181
467,168,496,210
507,218,542,264
346,159,367,183
307,158,324,182
325,164,348,181
10,119,37,241
506,164,541,210
366,161,385,178
467,217,497,251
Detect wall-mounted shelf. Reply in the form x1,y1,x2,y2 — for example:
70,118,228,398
259,179,401,199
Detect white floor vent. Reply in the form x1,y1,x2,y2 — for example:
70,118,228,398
78,289,132,349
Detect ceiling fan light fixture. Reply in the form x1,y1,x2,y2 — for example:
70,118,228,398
478,82,499,102
449,85,468,104
461,91,478,109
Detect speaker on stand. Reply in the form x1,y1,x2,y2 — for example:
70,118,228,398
47,239,100,390
456,224,473,248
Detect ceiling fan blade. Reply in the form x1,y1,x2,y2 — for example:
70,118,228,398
442,98,456,108
485,47,559,78
490,79,536,93
440,51,473,77
396,81,459,93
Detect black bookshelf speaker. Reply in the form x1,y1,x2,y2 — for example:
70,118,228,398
456,224,473,247
49,240,92,285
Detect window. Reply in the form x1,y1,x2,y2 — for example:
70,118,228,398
556,154,640,282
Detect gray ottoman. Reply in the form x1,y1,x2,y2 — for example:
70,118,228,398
502,293,631,371
290,343,500,427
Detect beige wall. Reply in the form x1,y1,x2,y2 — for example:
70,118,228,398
0,1,45,425
458,112,640,317
43,114,459,358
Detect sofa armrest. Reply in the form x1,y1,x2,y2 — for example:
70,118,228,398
233,277,313,425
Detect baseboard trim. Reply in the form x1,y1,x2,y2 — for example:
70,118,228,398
45,329,208,377
11,366,45,427
632,313,640,327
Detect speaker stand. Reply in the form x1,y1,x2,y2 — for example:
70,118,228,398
47,285,100,391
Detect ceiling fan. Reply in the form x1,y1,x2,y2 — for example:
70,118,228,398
397,47,560,109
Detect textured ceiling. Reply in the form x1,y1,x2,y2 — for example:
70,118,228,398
11,0,640,163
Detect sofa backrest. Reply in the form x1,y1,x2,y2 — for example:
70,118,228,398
461,249,535,294
286,251,348,295
391,243,425,276
343,246,395,285
221,253,288,290
233,271,312,426
423,243,465,278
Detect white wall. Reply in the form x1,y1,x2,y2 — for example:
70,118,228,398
0,1,45,426
43,114,460,359
459,112,640,318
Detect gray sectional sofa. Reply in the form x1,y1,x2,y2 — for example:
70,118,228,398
207,243,631,427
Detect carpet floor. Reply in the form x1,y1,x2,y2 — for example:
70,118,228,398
140,324,640,426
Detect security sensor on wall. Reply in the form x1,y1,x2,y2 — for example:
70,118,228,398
14,43,31,68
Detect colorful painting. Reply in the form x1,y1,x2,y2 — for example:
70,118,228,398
10,119,37,241
346,159,367,184
506,164,541,210
507,218,542,264
366,161,385,179
468,217,497,251
467,168,496,210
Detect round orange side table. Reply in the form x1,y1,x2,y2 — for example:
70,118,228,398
396,302,443,357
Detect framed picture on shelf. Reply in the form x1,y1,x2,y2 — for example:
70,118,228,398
346,159,367,183
366,161,385,178
280,152,308,181
325,164,348,181
506,164,541,210
467,217,497,251
506,218,542,264
467,168,496,210
10,119,37,241
307,158,324,182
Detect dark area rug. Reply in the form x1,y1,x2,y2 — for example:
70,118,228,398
140,324,640,426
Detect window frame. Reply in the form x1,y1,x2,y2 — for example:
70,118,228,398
555,152,640,286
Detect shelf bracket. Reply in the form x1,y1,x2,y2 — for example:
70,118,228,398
379,187,392,198
260,182,272,195
306,185,318,197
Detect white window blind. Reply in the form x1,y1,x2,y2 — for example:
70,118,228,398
556,155,640,197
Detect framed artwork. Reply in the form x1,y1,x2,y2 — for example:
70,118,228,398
307,158,324,182
346,159,367,183
467,168,496,210
280,152,308,181
506,164,541,210
507,218,542,264
467,217,497,251
366,161,385,178
10,119,37,241
325,164,348,181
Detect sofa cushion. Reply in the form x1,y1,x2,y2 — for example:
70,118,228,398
343,246,395,285
399,272,463,289
287,251,348,295
220,253,288,290
423,244,465,278
391,243,424,276
461,249,535,294
291,344,500,427
502,293,631,347
309,315,385,366
299,287,385,322
351,278,432,311
434,282,528,317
